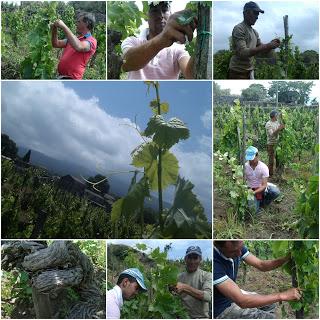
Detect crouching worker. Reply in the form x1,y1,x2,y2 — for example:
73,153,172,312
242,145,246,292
214,240,302,319
244,146,280,213
107,268,147,319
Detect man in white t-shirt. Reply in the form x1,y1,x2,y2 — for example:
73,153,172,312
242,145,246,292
107,268,147,319
265,110,285,176
244,146,280,213
121,1,196,79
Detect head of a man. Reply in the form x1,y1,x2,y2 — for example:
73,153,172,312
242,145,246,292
270,110,278,121
148,1,171,36
245,146,259,166
243,1,264,26
117,268,147,300
76,12,95,34
214,240,244,258
184,246,202,273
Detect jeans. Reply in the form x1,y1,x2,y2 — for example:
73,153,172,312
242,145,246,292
248,183,280,213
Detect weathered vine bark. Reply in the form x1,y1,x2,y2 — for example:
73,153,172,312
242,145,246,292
1,241,105,319
193,3,211,79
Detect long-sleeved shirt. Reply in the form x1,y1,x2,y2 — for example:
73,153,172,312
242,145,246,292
107,285,123,319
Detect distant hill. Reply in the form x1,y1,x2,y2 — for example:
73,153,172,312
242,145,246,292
17,146,172,210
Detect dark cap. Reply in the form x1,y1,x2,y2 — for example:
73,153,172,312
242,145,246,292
243,2,264,13
270,110,278,118
185,246,202,258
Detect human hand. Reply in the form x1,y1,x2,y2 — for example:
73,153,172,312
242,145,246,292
53,19,66,29
158,10,197,47
279,288,302,301
269,38,281,49
175,282,185,294
279,124,285,130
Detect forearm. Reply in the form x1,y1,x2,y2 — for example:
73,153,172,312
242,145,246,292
253,184,267,194
247,43,272,57
181,284,207,301
183,56,194,79
259,257,289,272
60,25,82,51
51,27,58,47
237,292,281,309
122,35,166,71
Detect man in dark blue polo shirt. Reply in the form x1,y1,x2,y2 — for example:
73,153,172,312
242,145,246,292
214,240,301,318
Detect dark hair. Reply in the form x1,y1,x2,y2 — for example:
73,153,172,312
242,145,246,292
79,12,95,31
117,274,137,286
149,2,171,11
214,240,243,248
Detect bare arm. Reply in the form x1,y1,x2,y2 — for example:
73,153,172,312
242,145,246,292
122,10,195,72
216,278,301,309
244,253,290,272
51,25,67,48
53,20,90,52
253,177,268,194
178,56,194,79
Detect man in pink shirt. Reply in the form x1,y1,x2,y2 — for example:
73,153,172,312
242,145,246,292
51,12,97,79
121,1,196,79
244,146,280,213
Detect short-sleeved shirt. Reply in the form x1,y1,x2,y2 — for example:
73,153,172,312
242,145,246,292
245,160,269,189
121,28,190,80
265,120,281,145
229,21,261,72
178,268,212,318
58,33,97,80
214,246,250,318
107,285,123,319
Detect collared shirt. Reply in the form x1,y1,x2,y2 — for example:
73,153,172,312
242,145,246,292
121,28,190,80
245,160,269,189
58,32,97,80
229,21,261,72
265,120,281,145
178,268,212,318
214,246,250,318
107,285,123,319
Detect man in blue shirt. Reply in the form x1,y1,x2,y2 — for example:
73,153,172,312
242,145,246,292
214,241,301,318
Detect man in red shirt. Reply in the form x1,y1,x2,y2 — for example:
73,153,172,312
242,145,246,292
51,12,97,79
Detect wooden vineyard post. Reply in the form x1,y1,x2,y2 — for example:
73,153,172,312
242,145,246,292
291,260,304,319
193,2,211,79
283,15,289,78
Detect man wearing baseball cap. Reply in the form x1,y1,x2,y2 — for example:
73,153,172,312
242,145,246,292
265,110,285,176
244,146,281,213
121,1,197,79
107,268,147,318
228,1,280,79
174,246,212,318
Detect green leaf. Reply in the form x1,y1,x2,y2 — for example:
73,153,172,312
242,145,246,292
144,115,189,149
132,143,179,191
111,198,124,223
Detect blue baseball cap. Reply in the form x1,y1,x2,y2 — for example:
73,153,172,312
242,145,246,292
185,246,202,258
120,268,147,291
245,146,258,161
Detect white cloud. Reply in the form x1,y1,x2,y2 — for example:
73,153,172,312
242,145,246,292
200,110,212,130
2,81,142,173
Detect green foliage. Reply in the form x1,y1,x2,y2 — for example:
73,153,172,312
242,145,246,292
119,245,190,319
272,241,319,317
111,81,210,239
2,1,105,79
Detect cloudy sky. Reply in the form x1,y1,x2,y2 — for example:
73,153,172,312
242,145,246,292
1,81,212,217
213,1,319,53
108,239,212,260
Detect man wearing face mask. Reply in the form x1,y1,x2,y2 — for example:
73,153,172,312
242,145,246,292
214,240,301,318
174,246,212,318
228,1,280,79
107,268,147,319
121,1,196,79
